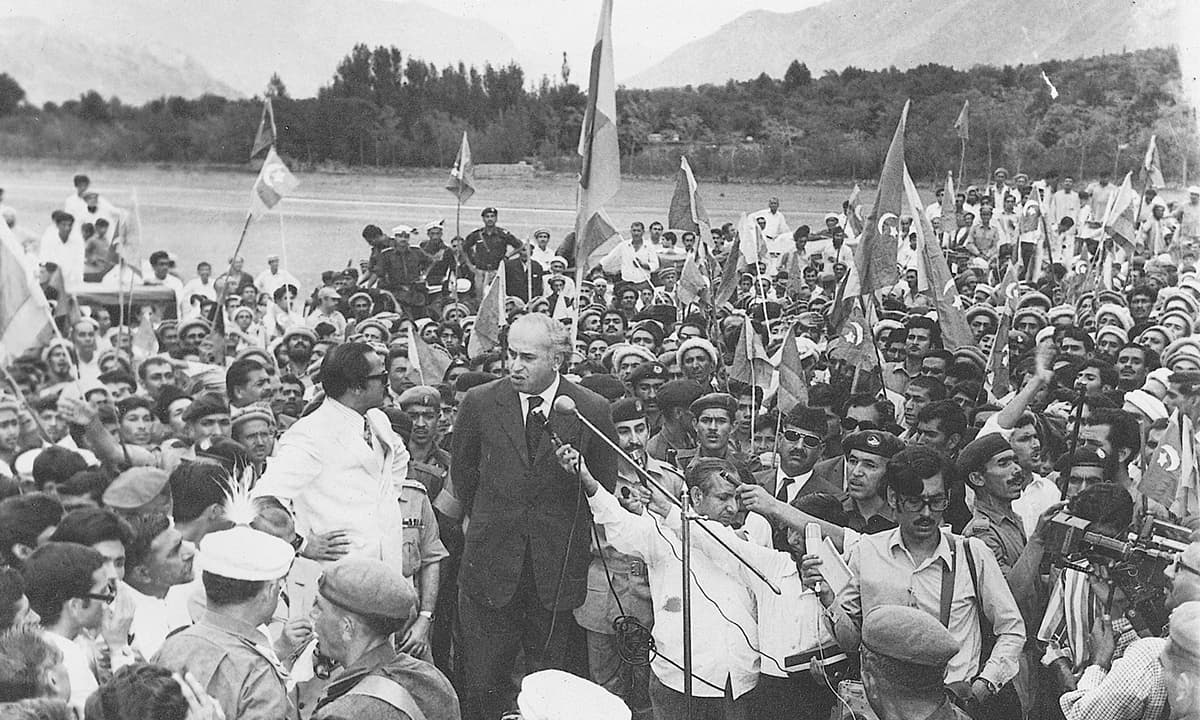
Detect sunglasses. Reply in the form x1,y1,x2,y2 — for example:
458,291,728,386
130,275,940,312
896,494,950,513
82,590,116,605
841,418,879,433
362,372,390,383
782,429,823,448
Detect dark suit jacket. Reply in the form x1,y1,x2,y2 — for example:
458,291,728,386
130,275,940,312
503,259,545,302
452,375,618,610
754,464,845,552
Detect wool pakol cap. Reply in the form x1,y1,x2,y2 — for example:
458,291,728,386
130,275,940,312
201,526,294,581
319,555,415,620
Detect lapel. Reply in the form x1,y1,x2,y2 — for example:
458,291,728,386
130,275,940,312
536,380,583,465
495,379,530,467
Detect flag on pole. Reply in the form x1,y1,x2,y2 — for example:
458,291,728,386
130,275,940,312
736,213,769,266
250,97,277,160
446,131,476,205
1142,134,1165,190
1102,171,1139,254
985,261,1020,396
468,263,506,358
0,226,55,361
728,318,773,392
827,302,879,372
853,100,909,296
775,324,808,413
844,184,863,236
668,156,711,238
905,168,972,349
1139,411,1191,509
712,246,743,308
250,148,299,218
676,249,710,307
121,189,145,272
1041,70,1060,100
408,325,453,385
953,100,970,141
574,0,621,267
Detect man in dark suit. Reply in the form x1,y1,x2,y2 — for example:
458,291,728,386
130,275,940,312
452,313,618,720
753,406,843,551
503,244,545,303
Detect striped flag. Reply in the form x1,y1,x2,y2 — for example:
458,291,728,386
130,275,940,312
468,262,506,358
250,97,276,160
953,100,969,141
408,325,453,385
446,131,476,205
775,323,808,413
668,155,711,238
250,147,299,218
0,226,56,362
905,168,972,349
728,317,773,392
574,0,621,268
853,100,909,296
1142,134,1165,190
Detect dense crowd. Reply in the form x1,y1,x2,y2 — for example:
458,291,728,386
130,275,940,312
1,168,1200,720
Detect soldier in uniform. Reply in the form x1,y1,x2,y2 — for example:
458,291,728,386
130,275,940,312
311,556,460,720
645,379,705,471
397,385,459,672
627,361,669,435
859,605,972,720
153,525,298,720
463,207,520,291
575,398,684,719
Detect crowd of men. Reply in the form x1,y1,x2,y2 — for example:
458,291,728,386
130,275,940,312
1,168,1200,720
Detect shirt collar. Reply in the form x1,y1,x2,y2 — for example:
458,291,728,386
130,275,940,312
199,608,272,647
518,374,560,415
975,493,1020,524
887,527,953,568
776,467,812,485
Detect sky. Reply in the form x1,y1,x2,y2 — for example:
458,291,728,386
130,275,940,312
430,0,817,82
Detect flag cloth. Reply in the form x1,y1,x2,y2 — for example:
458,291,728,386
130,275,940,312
1140,411,1191,509
0,227,55,361
1142,134,1165,190
677,248,710,307
827,301,879,372
131,309,158,364
574,0,621,267
1041,70,1060,100
736,212,769,266
468,263,506,358
1017,200,1047,281
207,304,227,366
1102,172,1139,254
940,172,958,242
250,97,276,160
712,244,742,308
250,148,299,218
985,261,1020,396
775,324,809,413
1172,415,1200,518
853,100,909,296
408,326,453,385
844,184,863,236
668,156,711,237
953,100,969,141
728,318,773,392
446,131,476,205
904,168,972,349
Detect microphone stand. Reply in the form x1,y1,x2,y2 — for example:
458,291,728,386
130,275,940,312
556,397,782,716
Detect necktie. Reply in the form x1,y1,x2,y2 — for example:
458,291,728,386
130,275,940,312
363,417,374,450
525,396,544,459
776,476,794,503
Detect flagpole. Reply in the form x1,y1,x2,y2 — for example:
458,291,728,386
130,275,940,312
959,138,966,187
212,213,254,326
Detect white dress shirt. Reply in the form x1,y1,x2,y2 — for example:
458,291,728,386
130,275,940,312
774,468,813,505
1012,473,1060,537
47,630,98,716
587,484,760,699
601,241,660,284
751,209,791,240
518,374,560,426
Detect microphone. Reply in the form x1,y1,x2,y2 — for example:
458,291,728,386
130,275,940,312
552,395,579,417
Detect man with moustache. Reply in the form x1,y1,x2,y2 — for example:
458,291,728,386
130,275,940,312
1115,342,1158,391
754,406,842,550
573,397,683,717
805,447,1025,712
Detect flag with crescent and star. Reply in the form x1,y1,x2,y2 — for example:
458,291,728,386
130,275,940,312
852,100,909,297
1140,411,1195,509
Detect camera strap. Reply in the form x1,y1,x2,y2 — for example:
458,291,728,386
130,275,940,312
938,532,958,628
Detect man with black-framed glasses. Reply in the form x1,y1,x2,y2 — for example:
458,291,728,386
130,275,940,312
803,447,1025,716
22,541,116,715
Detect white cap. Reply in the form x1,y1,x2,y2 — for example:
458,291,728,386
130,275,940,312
390,225,414,236
424,219,444,231
1189,185,1200,195
1123,390,1168,422
200,526,294,581
517,670,630,720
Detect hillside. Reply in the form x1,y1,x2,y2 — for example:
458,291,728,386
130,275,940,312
626,0,1178,88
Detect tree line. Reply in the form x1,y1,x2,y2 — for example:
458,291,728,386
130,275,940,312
0,44,1194,184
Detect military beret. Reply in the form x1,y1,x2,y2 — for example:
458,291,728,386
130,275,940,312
202,526,295,581
1054,446,1108,471
578,373,627,402
842,430,904,459
398,385,441,409
862,604,958,667
611,398,646,423
102,467,170,511
690,392,737,417
957,433,1012,475
481,206,498,216
319,555,416,621
628,362,669,386
656,379,705,412
181,392,230,423
381,407,412,440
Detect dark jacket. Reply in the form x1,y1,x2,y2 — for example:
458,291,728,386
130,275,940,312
452,376,618,609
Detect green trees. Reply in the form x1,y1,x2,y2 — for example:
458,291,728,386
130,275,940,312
0,73,25,116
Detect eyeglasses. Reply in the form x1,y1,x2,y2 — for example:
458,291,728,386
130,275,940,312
841,418,879,433
362,372,389,383
1173,555,1200,579
81,591,116,605
782,429,823,448
896,494,950,513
